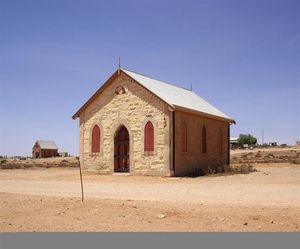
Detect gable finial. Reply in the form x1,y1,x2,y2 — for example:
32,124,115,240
190,82,193,91
118,57,121,74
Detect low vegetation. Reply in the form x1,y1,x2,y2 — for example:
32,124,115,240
0,157,79,169
229,164,257,174
231,148,300,164
206,164,257,177
237,134,257,147
189,163,257,177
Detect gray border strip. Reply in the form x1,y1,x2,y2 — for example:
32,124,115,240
1,232,300,249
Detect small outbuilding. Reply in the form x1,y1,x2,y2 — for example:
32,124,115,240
32,140,58,158
230,137,239,149
59,152,69,157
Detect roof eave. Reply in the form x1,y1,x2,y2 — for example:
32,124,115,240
174,105,236,124
72,69,121,120
72,68,235,125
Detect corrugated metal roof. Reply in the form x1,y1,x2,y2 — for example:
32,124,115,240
35,140,58,150
72,68,235,123
122,68,233,121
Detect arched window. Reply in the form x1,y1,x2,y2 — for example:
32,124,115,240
219,129,223,154
91,125,100,153
182,123,187,152
202,126,207,153
144,121,154,152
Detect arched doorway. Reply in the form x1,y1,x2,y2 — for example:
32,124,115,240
114,125,130,172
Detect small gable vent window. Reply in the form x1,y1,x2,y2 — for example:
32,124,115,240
115,86,127,95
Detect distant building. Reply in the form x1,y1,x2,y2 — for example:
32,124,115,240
59,152,69,157
269,142,277,147
32,140,58,158
230,137,239,149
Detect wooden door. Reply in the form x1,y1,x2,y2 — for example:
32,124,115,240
114,125,129,172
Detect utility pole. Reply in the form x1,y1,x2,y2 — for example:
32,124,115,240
79,162,84,202
262,129,264,145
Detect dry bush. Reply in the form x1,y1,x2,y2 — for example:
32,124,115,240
289,159,300,164
206,164,257,177
187,168,206,177
230,164,257,174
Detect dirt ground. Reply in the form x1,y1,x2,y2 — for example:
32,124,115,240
0,156,79,169
1,163,299,232
230,146,300,164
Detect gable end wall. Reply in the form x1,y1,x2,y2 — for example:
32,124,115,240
79,73,172,176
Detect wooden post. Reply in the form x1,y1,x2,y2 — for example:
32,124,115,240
79,161,84,202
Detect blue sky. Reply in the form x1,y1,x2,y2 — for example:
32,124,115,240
0,0,299,156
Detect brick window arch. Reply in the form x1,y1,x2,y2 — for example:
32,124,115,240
91,125,101,153
182,123,187,153
202,126,207,153
219,129,223,154
144,121,154,152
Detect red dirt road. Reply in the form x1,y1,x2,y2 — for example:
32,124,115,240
1,163,299,232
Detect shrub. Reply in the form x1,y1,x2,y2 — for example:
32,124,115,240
208,164,257,176
231,164,257,174
290,159,300,164
186,164,257,177
190,168,206,177
237,134,257,147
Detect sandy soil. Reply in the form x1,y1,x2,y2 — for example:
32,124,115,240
231,145,300,155
1,163,299,232
231,147,300,164
0,156,79,169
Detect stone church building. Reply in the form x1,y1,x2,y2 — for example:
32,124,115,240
72,68,235,176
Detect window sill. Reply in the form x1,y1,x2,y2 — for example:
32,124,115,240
144,151,154,156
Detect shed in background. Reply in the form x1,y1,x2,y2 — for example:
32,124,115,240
32,140,58,158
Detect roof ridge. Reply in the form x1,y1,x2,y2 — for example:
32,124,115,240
72,67,234,123
121,67,192,92
37,140,55,142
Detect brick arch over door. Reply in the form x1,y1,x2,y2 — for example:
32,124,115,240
114,125,130,172
91,124,101,153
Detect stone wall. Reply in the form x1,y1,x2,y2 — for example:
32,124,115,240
174,110,229,176
79,72,172,176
